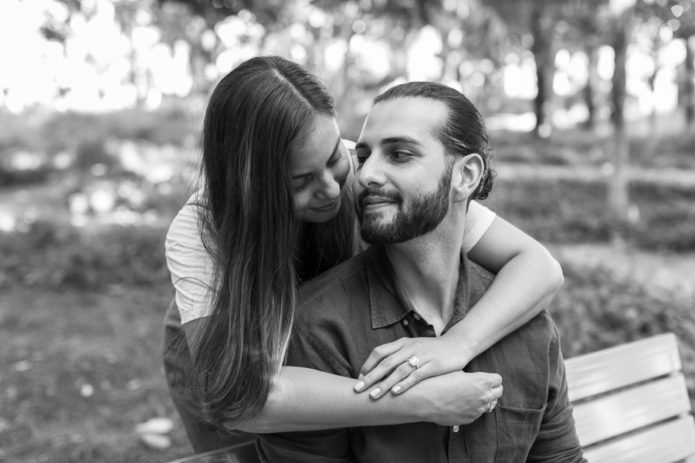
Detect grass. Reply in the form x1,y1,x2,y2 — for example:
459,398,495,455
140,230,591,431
0,285,192,462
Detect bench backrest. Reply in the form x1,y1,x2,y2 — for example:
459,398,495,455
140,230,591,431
565,333,695,463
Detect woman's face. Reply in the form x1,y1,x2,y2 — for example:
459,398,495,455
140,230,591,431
290,115,351,223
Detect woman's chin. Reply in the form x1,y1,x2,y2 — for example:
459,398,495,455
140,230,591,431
300,200,342,223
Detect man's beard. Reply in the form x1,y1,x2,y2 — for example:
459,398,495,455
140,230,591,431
357,169,452,245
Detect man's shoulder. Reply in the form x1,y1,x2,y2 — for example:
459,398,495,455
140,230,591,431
297,249,373,315
468,260,495,287
466,260,496,308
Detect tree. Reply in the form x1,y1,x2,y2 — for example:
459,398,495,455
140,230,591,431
486,0,563,137
607,0,636,244
557,0,610,131
674,3,695,126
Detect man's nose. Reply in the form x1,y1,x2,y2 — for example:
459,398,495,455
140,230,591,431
357,152,386,188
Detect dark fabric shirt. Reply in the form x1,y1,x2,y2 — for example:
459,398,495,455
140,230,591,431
257,246,584,463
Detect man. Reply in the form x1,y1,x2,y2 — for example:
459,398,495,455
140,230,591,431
257,82,584,462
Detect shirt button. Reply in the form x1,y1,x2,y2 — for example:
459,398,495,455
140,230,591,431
453,425,460,433
413,313,421,321
402,319,409,326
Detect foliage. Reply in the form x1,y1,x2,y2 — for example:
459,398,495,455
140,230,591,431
554,259,695,405
0,221,169,291
485,177,695,251
556,261,695,355
41,107,199,155
0,106,199,187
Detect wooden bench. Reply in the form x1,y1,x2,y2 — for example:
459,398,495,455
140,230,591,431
169,333,695,462
566,333,695,462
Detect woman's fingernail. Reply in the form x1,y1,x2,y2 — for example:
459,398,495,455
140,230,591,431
369,388,381,398
392,385,402,394
354,381,365,392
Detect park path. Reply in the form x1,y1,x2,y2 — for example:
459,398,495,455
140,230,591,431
495,162,695,188
494,163,695,303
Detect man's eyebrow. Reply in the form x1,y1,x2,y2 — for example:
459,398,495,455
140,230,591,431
355,136,421,150
291,136,341,179
382,136,421,146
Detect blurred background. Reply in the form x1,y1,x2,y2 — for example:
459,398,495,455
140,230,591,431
1,0,694,461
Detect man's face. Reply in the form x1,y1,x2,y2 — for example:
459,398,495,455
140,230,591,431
354,97,453,245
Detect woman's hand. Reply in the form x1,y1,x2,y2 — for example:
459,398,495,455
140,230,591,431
411,370,503,426
355,337,472,399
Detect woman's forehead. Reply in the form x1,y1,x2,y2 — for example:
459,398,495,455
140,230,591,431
290,115,341,173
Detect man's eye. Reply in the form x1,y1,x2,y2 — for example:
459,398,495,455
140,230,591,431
390,150,411,162
355,152,369,165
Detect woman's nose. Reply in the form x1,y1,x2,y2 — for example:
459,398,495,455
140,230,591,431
315,170,341,200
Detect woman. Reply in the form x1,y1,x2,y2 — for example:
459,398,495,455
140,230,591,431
163,56,564,453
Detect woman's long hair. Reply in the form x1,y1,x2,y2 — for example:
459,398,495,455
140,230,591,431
190,56,353,427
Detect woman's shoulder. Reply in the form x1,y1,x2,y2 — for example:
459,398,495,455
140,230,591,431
165,191,216,325
165,192,205,247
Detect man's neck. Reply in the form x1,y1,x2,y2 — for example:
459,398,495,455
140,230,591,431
385,216,465,335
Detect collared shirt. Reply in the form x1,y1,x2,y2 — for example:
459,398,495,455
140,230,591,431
257,246,584,463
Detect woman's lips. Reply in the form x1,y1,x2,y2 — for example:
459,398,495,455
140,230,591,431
312,198,340,211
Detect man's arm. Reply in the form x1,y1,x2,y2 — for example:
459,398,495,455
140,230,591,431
527,324,586,463
256,323,354,462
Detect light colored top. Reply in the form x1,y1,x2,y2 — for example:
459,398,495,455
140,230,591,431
165,194,496,325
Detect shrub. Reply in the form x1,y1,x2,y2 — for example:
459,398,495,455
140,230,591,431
554,260,695,404
0,221,169,290
485,178,695,251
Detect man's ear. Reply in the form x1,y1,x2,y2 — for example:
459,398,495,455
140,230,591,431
451,153,484,202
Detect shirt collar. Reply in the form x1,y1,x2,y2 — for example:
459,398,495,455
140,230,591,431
364,245,475,332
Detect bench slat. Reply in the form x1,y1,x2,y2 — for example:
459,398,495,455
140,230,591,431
573,373,691,446
583,416,695,463
566,333,681,402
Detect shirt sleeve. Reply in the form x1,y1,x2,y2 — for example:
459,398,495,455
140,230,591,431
462,201,496,253
256,319,353,463
164,195,216,325
527,326,586,462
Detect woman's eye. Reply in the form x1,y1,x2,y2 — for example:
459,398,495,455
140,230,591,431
293,176,312,191
327,151,341,167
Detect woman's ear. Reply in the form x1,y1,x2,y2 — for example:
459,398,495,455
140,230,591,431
451,153,484,202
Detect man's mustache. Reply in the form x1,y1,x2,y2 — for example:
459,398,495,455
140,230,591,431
356,188,401,207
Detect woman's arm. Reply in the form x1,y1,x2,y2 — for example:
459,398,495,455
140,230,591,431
356,215,563,398
234,366,502,433
454,214,564,364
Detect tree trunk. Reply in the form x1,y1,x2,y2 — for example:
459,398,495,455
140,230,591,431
582,41,599,131
685,35,694,126
530,1,553,138
608,11,633,244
